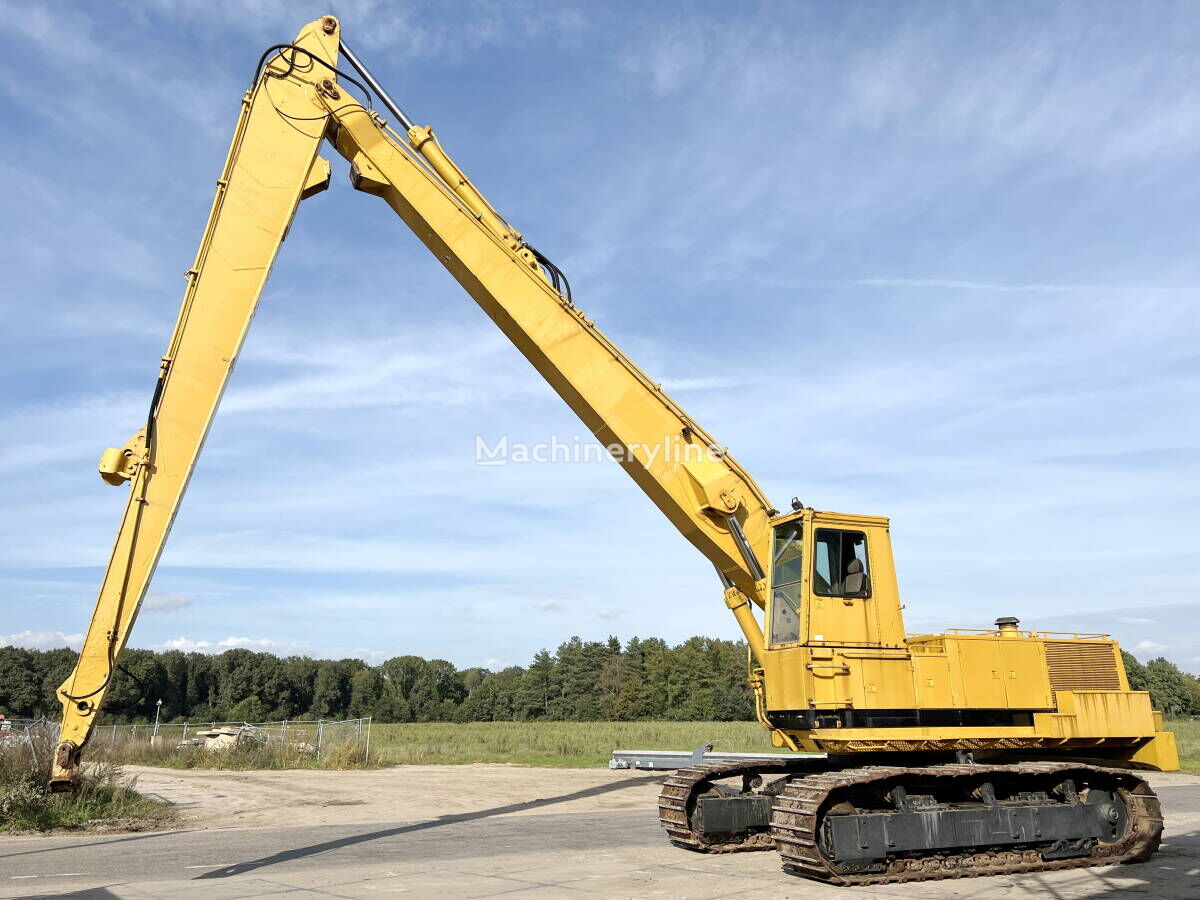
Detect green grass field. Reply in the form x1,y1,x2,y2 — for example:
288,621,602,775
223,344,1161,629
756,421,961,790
1170,718,1200,772
96,719,1200,773
367,721,776,767
366,719,1200,770
94,721,774,771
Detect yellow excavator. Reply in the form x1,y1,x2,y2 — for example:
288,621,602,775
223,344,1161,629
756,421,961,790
51,16,1178,885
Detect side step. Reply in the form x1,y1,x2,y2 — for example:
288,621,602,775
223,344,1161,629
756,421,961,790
611,744,822,770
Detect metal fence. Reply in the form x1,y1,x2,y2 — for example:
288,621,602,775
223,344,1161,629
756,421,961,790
0,718,59,772
0,716,51,736
0,717,56,746
15,717,371,763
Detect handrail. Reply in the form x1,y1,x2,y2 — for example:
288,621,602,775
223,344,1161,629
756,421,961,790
930,628,1112,640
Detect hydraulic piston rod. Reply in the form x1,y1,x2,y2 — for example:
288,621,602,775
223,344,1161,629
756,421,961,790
339,40,415,131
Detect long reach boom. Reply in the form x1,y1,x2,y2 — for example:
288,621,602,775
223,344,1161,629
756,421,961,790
52,15,774,788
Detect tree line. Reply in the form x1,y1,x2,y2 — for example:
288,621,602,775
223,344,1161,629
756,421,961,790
1122,652,1200,717
0,636,754,724
1,638,1197,724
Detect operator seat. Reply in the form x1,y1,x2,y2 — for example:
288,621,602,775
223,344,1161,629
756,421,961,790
844,558,867,594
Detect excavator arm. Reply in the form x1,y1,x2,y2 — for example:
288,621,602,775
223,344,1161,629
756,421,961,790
50,20,339,787
52,15,775,788
321,48,778,614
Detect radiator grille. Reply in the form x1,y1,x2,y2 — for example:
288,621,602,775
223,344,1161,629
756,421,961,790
1044,641,1121,693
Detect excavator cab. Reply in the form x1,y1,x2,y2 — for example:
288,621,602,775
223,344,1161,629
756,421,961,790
767,521,874,644
763,508,906,653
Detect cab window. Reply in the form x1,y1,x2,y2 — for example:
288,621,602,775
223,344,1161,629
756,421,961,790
813,529,870,597
769,522,803,645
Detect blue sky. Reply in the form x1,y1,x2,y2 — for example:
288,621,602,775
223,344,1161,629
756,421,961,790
2,1,1198,673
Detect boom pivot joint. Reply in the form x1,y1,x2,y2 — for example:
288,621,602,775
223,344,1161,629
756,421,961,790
98,428,148,486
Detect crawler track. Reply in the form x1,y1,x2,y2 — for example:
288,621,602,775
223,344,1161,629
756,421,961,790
659,759,1162,883
770,762,1163,885
657,758,822,852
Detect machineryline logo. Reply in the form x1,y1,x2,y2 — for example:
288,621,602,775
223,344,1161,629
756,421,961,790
474,434,724,466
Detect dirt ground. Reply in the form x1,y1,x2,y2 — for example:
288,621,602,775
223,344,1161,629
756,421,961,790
128,763,1200,830
6,765,1199,897
125,762,672,828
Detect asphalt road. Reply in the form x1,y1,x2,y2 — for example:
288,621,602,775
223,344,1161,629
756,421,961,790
2,783,1198,898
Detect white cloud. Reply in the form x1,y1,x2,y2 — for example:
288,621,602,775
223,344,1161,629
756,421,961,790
1134,640,1168,655
1,630,82,651
152,636,312,656
143,592,192,612
659,376,761,392
1116,616,1160,626
349,649,391,665
138,0,587,55
526,599,563,613
853,278,1199,295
